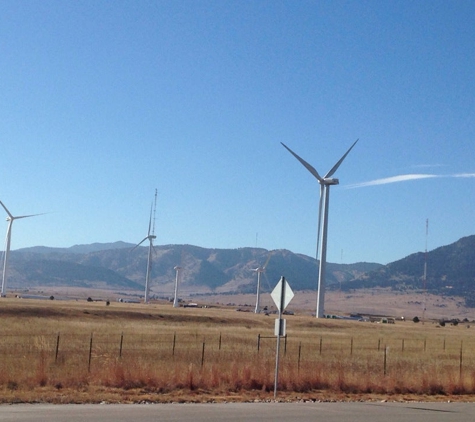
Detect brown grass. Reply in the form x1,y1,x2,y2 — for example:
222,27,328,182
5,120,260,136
1,298,475,403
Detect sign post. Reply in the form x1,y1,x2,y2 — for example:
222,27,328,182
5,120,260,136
271,276,294,399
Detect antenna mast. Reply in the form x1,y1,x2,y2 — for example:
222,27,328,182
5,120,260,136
152,189,158,236
423,218,428,289
422,218,429,323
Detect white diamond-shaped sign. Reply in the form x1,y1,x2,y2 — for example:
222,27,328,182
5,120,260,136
271,278,294,311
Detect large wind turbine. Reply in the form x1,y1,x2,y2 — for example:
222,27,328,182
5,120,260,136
0,201,44,296
281,140,358,318
252,252,272,314
133,190,157,304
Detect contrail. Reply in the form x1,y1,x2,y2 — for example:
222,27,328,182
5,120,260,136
345,173,475,189
345,174,438,189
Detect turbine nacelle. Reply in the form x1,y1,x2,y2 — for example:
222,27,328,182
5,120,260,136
322,178,339,185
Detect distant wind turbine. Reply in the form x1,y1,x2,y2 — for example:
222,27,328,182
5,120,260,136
132,190,157,304
0,201,44,296
252,251,273,314
173,247,186,308
173,265,182,308
281,140,358,318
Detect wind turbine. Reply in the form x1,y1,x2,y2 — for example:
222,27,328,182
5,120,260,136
173,265,182,308
252,251,272,313
281,140,358,318
173,248,187,307
132,190,157,304
0,201,44,297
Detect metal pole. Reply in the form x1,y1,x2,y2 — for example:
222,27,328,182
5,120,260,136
274,276,286,399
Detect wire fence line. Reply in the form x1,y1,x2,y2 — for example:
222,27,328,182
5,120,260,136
1,332,474,371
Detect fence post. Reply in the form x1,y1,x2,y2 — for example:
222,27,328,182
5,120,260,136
402,339,405,352
119,332,124,358
350,337,353,355
88,333,93,372
257,334,261,352
284,334,287,356
424,338,426,352
383,346,387,376
298,342,302,374
319,336,323,355
55,332,60,363
219,333,222,350
201,342,206,368
378,338,381,351
172,332,176,356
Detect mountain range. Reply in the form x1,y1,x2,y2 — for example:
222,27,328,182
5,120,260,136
346,235,475,307
4,235,475,306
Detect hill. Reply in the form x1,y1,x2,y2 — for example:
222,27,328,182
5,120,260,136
6,243,380,296
5,235,475,308
343,235,475,307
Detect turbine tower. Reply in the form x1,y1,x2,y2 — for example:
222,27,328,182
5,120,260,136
133,190,157,304
422,218,429,323
0,201,44,297
252,252,272,313
281,140,358,318
173,265,182,308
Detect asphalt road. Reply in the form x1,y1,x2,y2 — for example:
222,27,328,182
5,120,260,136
1,402,475,422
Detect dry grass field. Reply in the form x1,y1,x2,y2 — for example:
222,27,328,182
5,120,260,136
1,296,475,404
197,289,474,320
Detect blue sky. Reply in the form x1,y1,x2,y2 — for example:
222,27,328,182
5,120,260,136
1,0,474,265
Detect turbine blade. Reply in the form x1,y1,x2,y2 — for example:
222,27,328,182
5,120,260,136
281,143,323,182
14,212,46,220
0,201,13,219
263,250,273,269
132,237,148,251
324,139,358,178
263,271,272,291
